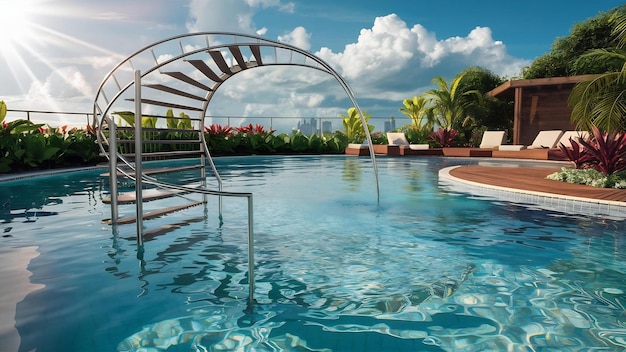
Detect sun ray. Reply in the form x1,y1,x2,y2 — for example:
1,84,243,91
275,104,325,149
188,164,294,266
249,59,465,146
33,23,125,58
0,0,129,118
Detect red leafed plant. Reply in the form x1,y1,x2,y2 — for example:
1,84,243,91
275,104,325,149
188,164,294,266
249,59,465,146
559,137,592,169
235,123,274,136
576,126,626,175
204,124,232,137
429,128,458,147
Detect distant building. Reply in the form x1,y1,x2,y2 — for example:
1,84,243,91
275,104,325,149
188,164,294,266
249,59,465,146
297,118,316,135
297,118,332,134
322,121,332,133
384,116,396,132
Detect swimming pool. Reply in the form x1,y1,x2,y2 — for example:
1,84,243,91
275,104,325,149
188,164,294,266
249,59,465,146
1,155,625,351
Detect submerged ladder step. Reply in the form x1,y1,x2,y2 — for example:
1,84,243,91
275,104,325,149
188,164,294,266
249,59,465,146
119,150,205,159
102,184,201,204
124,216,206,241
115,139,203,145
110,126,203,133
100,164,204,177
102,201,205,225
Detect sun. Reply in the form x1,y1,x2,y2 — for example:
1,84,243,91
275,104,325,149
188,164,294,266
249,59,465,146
0,2,36,48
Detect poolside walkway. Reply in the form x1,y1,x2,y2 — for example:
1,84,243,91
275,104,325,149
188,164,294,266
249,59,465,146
447,165,626,203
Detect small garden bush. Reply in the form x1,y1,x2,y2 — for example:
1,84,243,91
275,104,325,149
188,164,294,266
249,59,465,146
547,167,626,189
1,119,103,173
548,126,626,188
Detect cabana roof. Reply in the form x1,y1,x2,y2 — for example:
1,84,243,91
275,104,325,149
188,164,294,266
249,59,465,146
487,74,599,100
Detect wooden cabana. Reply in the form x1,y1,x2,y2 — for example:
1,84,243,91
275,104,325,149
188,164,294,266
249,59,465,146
487,74,598,145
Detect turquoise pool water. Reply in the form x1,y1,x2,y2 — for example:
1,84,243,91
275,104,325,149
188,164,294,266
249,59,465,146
1,155,625,351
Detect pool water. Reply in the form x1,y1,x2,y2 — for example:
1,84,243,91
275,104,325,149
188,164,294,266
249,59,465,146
1,155,625,351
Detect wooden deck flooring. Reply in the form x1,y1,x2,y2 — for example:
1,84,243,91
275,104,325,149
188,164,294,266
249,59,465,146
448,165,626,203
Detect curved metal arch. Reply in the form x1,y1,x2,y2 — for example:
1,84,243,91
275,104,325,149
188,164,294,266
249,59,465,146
93,32,379,198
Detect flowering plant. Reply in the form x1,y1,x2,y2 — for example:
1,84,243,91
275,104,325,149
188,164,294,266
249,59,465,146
547,167,626,189
204,124,232,137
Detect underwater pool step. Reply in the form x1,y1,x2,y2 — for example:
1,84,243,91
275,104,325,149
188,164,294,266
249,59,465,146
102,183,202,204
122,216,206,240
100,164,204,177
102,201,205,225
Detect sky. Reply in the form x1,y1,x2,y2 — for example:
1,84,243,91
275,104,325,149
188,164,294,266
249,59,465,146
0,0,623,131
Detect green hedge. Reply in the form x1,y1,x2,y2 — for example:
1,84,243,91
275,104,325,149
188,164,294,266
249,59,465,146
0,120,352,174
0,120,103,173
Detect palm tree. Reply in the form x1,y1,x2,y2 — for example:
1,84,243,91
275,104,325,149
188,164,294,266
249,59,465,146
569,6,626,133
425,72,482,131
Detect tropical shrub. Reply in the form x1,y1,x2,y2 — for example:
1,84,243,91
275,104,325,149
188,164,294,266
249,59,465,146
550,125,626,187
0,121,101,173
399,95,433,132
577,126,626,175
204,124,235,155
234,123,276,154
558,137,592,169
547,167,626,189
0,101,6,121
308,133,324,153
369,131,387,145
325,132,349,153
205,124,350,155
429,128,459,147
165,109,193,130
403,126,431,144
341,107,374,143
289,131,310,152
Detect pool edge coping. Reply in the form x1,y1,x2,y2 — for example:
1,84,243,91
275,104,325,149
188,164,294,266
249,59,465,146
0,165,108,183
439,165,626,216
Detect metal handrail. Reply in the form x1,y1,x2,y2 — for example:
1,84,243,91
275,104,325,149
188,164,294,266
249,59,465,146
4,109,93,126
5,109,408,136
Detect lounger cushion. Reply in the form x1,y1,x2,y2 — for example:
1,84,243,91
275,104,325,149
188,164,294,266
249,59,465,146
347,143,368,149
408,144,430,150
527,130,564,149
498,145,525,151
479,131,507,149
386,132,410,146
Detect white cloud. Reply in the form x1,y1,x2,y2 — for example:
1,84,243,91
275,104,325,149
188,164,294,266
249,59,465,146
277,26,311,51
186,0,257,33
27,67,93,103
244,0,294,12
278,2,295,13
186,0,295,34
316,13,530,103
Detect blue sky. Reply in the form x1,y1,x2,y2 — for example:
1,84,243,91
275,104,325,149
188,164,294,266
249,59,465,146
0,0,623,130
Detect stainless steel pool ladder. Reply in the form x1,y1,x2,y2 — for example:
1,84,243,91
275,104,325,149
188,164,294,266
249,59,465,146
93,32,383,310
101,72,256,308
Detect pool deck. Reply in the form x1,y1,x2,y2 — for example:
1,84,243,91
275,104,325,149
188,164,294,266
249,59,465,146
444,164,626,204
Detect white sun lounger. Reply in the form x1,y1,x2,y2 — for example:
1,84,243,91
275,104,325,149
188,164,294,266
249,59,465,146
479,131,507,149
386,132,429,150
498,130,564,151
